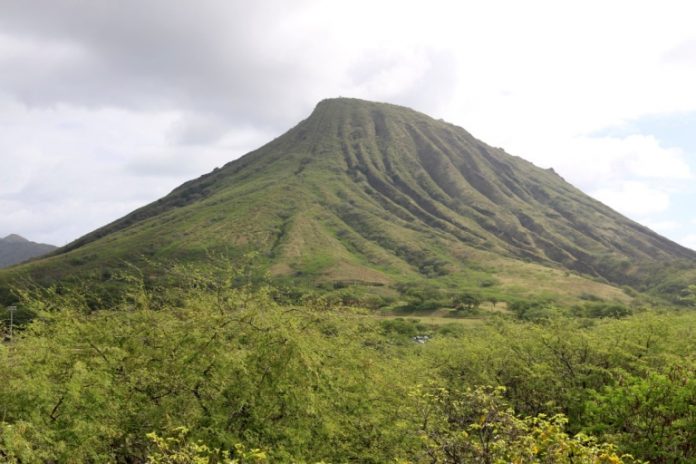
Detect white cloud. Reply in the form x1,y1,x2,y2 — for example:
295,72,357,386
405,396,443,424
0,101,270,244
663,39,696,65
679,234,696,251
591,182,671,217
643,220,681,233
494,134,692,191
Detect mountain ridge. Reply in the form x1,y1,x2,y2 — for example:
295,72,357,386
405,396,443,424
3,98,695,303
0,234,57,268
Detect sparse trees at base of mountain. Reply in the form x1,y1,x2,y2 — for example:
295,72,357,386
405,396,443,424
0,263,694,462
452,292,481,315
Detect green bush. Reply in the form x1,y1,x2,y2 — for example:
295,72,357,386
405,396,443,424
411,385,638,463
508,298,561,320
2,263,695,462
586,362,696,463
571,302,632,319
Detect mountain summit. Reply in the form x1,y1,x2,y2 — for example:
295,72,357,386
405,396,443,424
4,98,695,301
3,234,29,243
0,234,56,268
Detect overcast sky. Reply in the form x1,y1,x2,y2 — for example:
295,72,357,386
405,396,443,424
1,0,695,250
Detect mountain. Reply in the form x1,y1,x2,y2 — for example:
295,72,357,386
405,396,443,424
0,234,57,268
2,98,695,303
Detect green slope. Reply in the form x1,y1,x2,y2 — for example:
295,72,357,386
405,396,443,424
2,98,695,304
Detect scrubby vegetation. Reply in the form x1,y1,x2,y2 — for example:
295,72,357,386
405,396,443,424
0,259,694,463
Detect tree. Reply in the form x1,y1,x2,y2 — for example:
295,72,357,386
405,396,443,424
586,362,696,463
452,293,481,313
489,296,499,309
411,384,638,464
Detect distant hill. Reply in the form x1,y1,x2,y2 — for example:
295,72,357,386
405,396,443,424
0,234,57,268
2,98,695,303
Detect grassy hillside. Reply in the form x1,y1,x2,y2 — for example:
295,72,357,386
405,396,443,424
2,98,695,305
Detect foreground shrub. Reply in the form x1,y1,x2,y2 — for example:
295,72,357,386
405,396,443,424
411,385,639,464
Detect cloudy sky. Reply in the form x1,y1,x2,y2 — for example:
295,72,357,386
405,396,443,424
0,1,695,249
